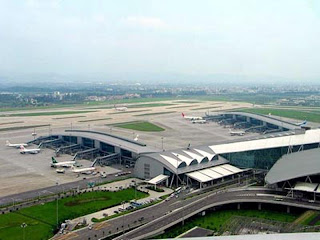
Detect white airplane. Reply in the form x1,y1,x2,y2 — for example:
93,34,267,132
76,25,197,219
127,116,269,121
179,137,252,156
229,129,245,136
296,120,307,126
134,134,139,141
114,105,127,111
51,157,75,168
72,167,96,174
6,140,28,148
19,145,40,154
192,119,207,124
181,113,203,120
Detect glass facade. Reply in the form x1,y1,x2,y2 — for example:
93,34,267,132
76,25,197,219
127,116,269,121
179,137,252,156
100,142,115,153
121,149,132,158
62,136,78,144
82,137,94,148
222,143,319,169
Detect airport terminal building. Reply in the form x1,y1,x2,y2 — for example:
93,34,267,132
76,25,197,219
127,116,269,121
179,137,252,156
135,129,320,187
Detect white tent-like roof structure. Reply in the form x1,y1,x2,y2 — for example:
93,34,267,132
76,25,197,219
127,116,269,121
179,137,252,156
186,164,245,183
147,174,169,185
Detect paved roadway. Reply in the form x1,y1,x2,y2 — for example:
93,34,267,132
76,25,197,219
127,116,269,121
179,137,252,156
52,187,318,240
0,173,133,210
120,190,320,240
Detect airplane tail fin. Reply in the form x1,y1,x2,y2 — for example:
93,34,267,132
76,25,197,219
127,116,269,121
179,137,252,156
52,157,58,163
181,113,185,118
5,140,10,146
20,145,25,151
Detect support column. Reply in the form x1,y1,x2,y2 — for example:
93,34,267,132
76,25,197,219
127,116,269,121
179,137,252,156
237,203,241,210
287,206,290,213
258,203,262,210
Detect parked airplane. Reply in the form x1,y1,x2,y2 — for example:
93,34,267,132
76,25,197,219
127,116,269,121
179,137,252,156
114,105,127,111
134,134,139,141
51,157,75,168
72,167,95,174
6,140,28,148
296,120,307,126
229,129,245,136
19,145,40,154
182,113,203,120
192,119,207,124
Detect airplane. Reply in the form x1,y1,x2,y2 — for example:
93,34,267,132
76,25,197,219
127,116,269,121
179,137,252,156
134,134,139,141
114,105,127,111
51,157,75,168
229,129,245,136
6,140,28,148
296,120,307,126
19,145,40,154
181,113,203,121
191,119,207,124
72,167,96,174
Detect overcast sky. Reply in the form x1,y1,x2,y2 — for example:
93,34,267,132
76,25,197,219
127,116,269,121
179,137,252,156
1,0,320,81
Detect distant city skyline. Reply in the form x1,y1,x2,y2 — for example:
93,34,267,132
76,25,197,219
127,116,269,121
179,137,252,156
1,0,320,82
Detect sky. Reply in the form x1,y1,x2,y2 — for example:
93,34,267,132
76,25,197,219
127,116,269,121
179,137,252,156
1,0,320,82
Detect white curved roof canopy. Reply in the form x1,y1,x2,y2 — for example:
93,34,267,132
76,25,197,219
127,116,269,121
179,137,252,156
194,149,215,161
172,152,197,165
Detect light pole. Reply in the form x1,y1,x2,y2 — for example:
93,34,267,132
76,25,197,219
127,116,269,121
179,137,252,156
56,181,59,228
21,223,27,240
161,137,164,151
122,201,125,236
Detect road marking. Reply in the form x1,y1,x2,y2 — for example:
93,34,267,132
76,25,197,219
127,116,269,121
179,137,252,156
54,232,78,240
94,222,110,230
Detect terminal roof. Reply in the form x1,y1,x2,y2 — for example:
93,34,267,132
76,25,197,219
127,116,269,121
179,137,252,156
61,130,158,154
265,148,320,184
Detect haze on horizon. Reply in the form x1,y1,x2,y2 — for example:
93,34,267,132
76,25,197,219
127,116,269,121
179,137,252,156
1,0,320,83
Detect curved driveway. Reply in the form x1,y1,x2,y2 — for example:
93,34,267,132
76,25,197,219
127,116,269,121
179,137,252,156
53,188,320,240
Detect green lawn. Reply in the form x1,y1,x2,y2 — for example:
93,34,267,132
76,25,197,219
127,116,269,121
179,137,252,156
239,108,320,123
78,117,112,123
155,209,298,239
128,103,175,108
113,121,165,132
109,110,150,115
0,188,148,240
1,111,96,117
134,111,176,116
0,124,50,132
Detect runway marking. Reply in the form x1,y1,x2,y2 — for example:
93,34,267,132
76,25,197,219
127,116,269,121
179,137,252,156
54,232,78,240
94,222,110,230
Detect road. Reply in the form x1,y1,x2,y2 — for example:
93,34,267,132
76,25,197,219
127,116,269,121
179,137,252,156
0,173,133,211
51,187,320,240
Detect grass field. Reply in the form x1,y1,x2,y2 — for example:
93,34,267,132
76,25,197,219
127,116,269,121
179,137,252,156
166,105,200,109
0,188,148,240
155,209,298,239
53,116,86,120
112,121,165,132
1,111,96,117
0,124,50,132
78,117,112,123
128,103,175,108
190,106,220,110
134,111,176,116
0,121,24,125
109,110,151,115
239,108,320,123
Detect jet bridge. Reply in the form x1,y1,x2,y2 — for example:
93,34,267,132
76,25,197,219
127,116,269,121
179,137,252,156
55,144,81,155
91,153,120,167
38,139,62,148
73,148,100,160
